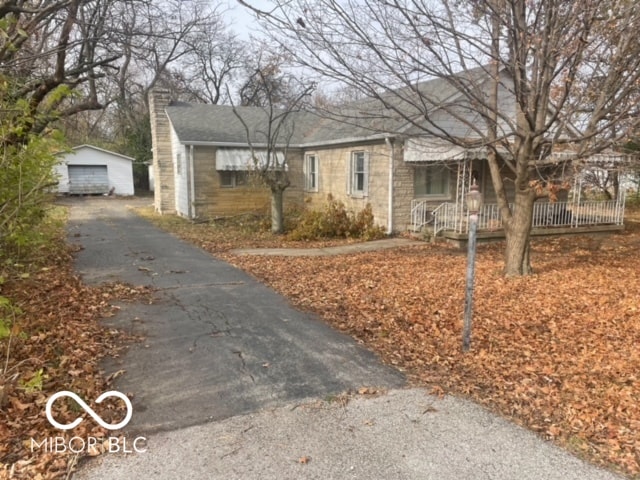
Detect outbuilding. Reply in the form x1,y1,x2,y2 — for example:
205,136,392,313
55,145,135,196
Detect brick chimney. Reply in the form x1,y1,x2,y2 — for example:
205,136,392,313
148,88,176,214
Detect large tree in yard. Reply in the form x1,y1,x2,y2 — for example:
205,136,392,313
243,0,640,275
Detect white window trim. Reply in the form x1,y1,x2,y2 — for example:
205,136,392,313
304,154,319,192
349,151,369,198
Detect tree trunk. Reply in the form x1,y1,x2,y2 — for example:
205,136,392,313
503,191,535,276
612,170,620,201
271,187,285,234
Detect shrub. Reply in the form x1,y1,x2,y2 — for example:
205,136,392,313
288,195,385,241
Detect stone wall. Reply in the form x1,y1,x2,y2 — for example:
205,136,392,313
303,141,392,230
392,138,414,231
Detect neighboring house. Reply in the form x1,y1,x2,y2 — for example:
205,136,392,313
149,70,627,239
55,145,135,196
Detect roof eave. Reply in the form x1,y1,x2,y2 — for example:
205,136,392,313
178,133,393,149
181,140,304,149
299,133,391,148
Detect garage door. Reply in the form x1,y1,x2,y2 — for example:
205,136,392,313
68,165,109,194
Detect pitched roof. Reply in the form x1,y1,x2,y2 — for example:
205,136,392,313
164,66,499,147
71,144,134,161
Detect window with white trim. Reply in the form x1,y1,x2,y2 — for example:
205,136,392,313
304,154,318,192
414,164,450,197
350,151,369,197
176,152,182,175
220,171,248,188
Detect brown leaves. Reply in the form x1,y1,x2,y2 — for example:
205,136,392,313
221,225,640,477
0,240,151,479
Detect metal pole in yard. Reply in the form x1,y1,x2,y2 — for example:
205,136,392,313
463,182,482,352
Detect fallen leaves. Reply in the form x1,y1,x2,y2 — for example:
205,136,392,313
217,220,640,478
134,206,640,476
0,222,152,480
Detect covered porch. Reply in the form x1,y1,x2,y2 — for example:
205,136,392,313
406,138,627,239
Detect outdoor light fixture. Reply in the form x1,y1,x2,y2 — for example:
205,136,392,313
463,180,482,352
466,181,483,215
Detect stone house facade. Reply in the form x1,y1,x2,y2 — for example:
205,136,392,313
148,69,627,236
148,87,468,232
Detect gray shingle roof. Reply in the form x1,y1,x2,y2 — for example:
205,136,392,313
165,66,497,147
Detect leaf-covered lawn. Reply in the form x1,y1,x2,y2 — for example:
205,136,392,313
222,217,640,477
134,206,364,252
0,208,151,480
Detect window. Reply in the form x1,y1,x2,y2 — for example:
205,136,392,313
414,164,450,197
220,171,248,188
176,152,182,175
304,154,318,191
350,151,369,197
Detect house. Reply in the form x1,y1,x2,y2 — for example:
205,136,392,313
148,70,627,238
55,145,135,196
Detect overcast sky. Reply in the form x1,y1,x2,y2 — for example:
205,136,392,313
226,0,272,39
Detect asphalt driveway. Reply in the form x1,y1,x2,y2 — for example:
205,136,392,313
65,197,404,434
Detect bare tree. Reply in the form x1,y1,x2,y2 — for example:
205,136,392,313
238,53,293,107
0,0,127,144
231,66,314,233
242,0,640,275
179,30,246,104
53,0,243,190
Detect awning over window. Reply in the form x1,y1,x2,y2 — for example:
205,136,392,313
215,149,286,170
404,138,638,165
404,138,487,162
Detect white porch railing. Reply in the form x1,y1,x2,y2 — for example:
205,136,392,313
411,195,626,234
432,202,461,235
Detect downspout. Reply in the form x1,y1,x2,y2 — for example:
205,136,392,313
385,136,394,234
188,145,196,219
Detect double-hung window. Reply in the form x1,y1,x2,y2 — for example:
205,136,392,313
350,151,369,197
304,154,318,192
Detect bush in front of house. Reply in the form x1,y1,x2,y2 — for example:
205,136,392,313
288,194,385,241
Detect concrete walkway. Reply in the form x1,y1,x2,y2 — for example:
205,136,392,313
230,238,424,256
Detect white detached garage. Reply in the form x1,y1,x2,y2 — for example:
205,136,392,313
55,145,135,195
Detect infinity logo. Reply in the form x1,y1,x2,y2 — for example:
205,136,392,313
46,391,133,431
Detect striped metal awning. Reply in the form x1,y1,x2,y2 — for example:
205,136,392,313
215,149,286,170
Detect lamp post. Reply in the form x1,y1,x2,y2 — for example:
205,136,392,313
463,181,482,352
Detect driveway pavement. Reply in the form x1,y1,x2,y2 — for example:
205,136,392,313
66,197,622,480
64,196,403,434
